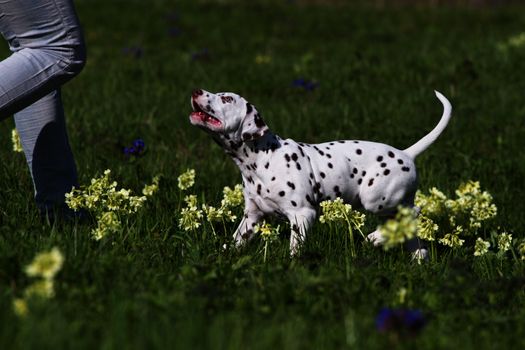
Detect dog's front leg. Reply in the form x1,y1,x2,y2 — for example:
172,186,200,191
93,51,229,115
288,208,317,256
232,199,263,247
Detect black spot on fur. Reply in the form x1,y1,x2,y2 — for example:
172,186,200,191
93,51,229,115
292,153,298,161
309,173,314,179
271,177,276,181
377,156,383,162
353,141,359,144
362,171,367,176
328,163,333,169
296,163,302,170
378,205,384,210
339,140,346,143
381,162,387,168
368,178,374,186
350,174,355,179
279,191,285,197
388,151,395,158
254,113,265,127
285,154,291,162
358,178,363,185
402,166,410,172
356,149,362,155
299,147,305,157
384,169,391,176
246,103,253,114
264,162,269,169
287,182,296,190
330,142,335,146
398,159,404,165
306,194,314,205
257,184,262,195
326,154,332,159
320,172,326,178
291,200,297,207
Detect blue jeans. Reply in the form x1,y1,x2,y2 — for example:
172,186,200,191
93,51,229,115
0,0,86,214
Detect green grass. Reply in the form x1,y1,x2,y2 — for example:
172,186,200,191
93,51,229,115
1,0,525,348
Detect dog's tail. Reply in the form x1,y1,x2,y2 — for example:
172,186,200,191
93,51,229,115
403,90,452,159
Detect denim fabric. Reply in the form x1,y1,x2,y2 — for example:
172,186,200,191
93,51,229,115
0,0,86,212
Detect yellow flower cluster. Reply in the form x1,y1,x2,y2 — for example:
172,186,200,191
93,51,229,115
177,169,196,191
474,237,490,256
179,195,203,231
498,32,525,52
11,128,23,153
497,232,512,253
178,171,244,231
65,170,159,240
438,226,465,249
416,181,497,237
255,221,280,262
255,54,272,65
13,247,64,317
378,181,500,256
255,221,280,243
379,207,418,250
319,197,365,229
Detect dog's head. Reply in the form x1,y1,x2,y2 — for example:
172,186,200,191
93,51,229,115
189,89,268,145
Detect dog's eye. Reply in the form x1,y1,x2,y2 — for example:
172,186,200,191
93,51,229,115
221,96,234,103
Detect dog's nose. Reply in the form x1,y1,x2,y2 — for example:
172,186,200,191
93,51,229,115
192,89,204,98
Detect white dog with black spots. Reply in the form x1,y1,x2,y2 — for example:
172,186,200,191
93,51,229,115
189,89,452,258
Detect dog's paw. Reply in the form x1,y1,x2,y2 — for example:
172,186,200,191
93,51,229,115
367,229,386,247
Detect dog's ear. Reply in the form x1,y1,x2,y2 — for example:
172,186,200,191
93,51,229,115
240,103,268,142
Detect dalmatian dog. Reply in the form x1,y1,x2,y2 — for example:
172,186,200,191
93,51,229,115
189,89,452,257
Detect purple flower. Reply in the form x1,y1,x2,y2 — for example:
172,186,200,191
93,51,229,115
292,78,319,91
376,308,426,336
123,138,146,157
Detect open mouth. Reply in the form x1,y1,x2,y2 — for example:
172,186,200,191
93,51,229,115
190,100,222,128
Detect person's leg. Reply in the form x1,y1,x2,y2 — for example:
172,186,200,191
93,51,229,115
14,89,78,214
0,0,86,215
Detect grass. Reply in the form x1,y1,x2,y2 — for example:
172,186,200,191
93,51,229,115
1,0,525,348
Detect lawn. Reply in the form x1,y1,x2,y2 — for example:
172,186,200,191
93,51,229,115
1,0,525,349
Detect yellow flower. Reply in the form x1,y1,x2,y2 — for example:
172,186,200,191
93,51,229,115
415,187,447,217
255,221,280,242
25,247,64,280
142,176,160,196
202,204,224,222
178,206,203,231
255,54,272,64
474,237,490,257
202,204,237,223
92,211,121,240
13,298,28,317
24,279,55,299
178,169,196,191
65,169,156,240
379,207,418,250
497,232,513,253
417,215,439,241
438,226,465,248
319,198,364,228
11,128,23,153
221,184,244,208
